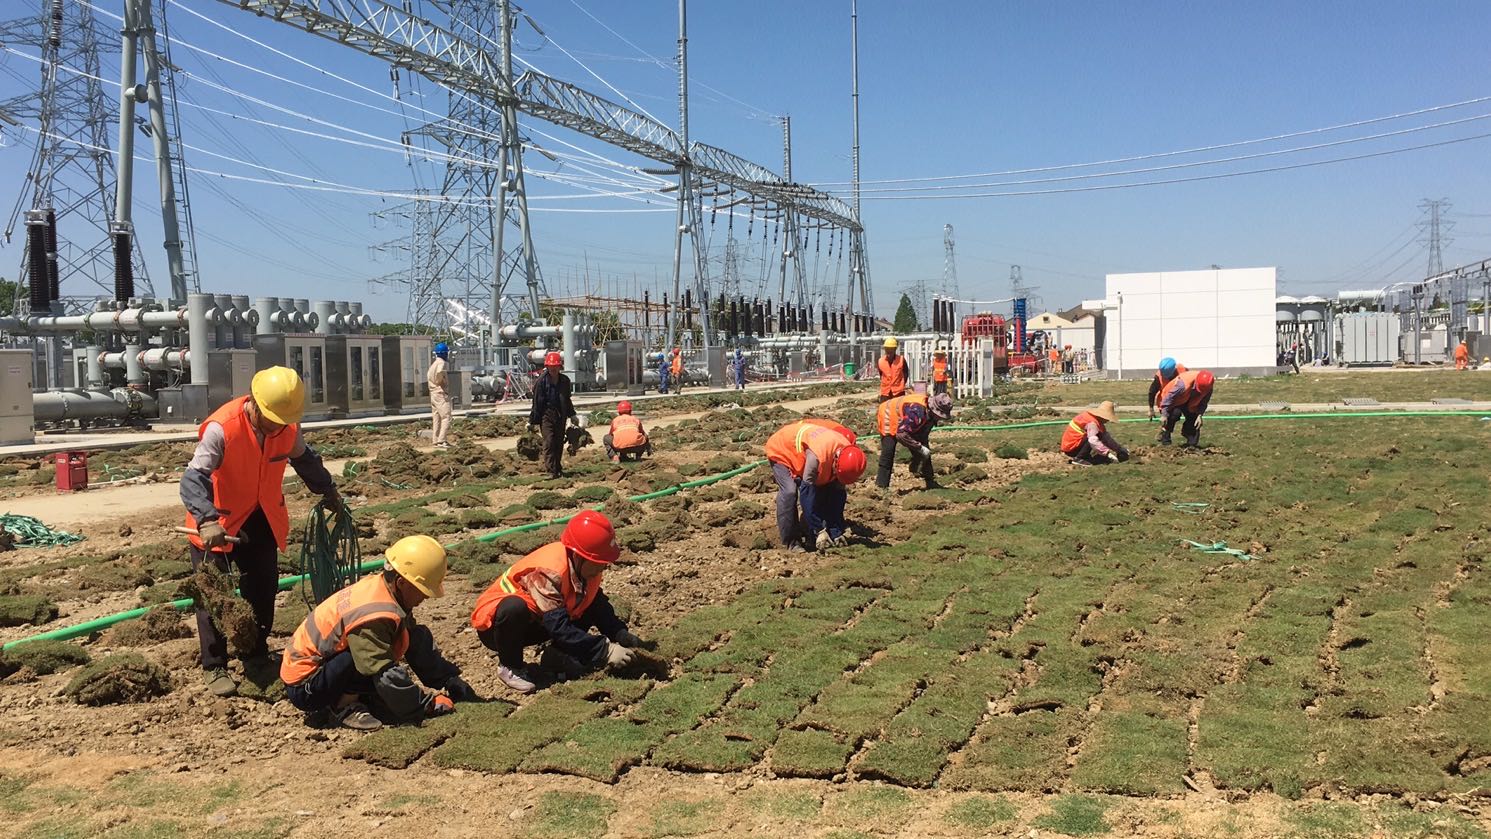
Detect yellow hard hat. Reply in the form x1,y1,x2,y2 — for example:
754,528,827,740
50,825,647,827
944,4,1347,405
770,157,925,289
385,535,447,597
250,366,306,425
883,337,898,349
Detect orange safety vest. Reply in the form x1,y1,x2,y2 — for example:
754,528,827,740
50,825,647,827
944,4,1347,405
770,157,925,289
932,357,949,383
470,542,600,630
801,417,858,446
280,573,409,686
1152,365,1187,411
1049,348,1060,363
764,422,850,486
671,354,683,376
1061,411,1101,454
1162,369,1211,413
876,393,929,437
877,354,907,398
183,395,298,552
609,414,647,449
1455,344,1470,361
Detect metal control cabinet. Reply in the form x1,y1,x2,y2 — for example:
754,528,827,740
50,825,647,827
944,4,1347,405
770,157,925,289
1334,312,1400,366
380,335,433,414
253,333,332,421
326,335,387,418
602,340,646,391
207,350,257,415
0,349,35,446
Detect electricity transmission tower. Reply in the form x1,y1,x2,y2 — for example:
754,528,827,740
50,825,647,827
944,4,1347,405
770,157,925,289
942,223,958,298
1419,198,1453,278
1010,264,1040,308
0,0,152,312
900,277,929,327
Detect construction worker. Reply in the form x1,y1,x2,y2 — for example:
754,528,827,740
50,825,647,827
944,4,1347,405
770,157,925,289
1157,369,1215,448
877,337,907,403
529,351,576,479
470,511,645,694
931,349,950,395
876,392,953,489
281,535,475,731
1147,357,1186,420
657,354,670,394
1062,345,1075,374
764,419,868,552
1047,345,1061,375
604,401,651,462
670,348,685,394
428,341,451,448
733,347,748,390
1060,400,1130,465
1455,340,1471,370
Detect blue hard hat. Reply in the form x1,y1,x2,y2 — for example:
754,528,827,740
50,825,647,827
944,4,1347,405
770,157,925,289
434,342,449,357
1158,357,1177,377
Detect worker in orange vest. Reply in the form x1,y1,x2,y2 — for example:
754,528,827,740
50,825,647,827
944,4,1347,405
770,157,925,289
931,349,950,395
1157,369,1215,447
1147,358,1186,420
281,535,475,731
470,511,644,694
670,348,685,394
180,366,343,698
765,420,868,551
1060,401,1129,465
1455,340,1470,370
877,337,908,403
1047,345,1061,374
604,401,651,462
876,392,953,489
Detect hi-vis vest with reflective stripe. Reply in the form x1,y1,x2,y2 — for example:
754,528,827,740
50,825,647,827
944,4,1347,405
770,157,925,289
470,542,600,631
609,414,646,449
877,393,929,437
877,355,908,398
280,573,409,686
932,357,949,383
764,421,850,486
1061,411,1101,454
183,395,298,553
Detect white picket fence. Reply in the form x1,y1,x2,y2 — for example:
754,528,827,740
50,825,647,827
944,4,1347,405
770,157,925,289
895,337,1002,400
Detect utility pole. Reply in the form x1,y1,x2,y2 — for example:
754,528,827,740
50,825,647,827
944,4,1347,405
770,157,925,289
777,116,807,316
844,0,873,332
943,223,958,299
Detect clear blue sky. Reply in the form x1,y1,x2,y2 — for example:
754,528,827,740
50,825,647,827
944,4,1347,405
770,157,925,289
2,0,1490,323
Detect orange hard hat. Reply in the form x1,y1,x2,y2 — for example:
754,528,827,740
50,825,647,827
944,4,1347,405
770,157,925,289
1195,370,1215,392
834,445,868,485
561,510,621,565
617,401,632,414
544,351,562,367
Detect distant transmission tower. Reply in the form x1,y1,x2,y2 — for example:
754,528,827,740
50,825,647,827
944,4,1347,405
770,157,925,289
1009,264,1040,308
900,277,930,327
1419,198,1453,277
0,0,151,312
942,223,958,299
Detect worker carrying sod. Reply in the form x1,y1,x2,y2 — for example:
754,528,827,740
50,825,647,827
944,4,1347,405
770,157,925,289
281,535,476,731
428,341,452,448
765,419,868,552
530,351,577,479
180,366,344,698
671,347,685,394
878,337,908,403
1456,340,1471,370
931,348,950,395
1060,400,1130,465
470,511,646,694
875,392,954,489
1156,369,1215,448
1147,357,1185,420
604,401,652,463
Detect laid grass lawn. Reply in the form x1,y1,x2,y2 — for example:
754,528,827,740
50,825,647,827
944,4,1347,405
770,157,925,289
1018,368,1491,408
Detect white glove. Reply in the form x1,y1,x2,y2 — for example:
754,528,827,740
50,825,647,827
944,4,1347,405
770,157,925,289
605,641,635,669
918,446,932,458
815,530,832,550
1107,451,1119,463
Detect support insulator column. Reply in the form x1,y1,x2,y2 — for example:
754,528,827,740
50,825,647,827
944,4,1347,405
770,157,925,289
186,292,210,385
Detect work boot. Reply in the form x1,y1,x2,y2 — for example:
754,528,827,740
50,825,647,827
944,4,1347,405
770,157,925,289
539,645,586,679
203,668,238,698
1157,430,1172,445
496,665,537,694
333,702,382,731
1183,434,1200,449
785,541,808,554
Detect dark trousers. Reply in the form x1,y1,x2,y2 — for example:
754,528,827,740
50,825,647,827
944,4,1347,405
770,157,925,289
1064,439,1129,465
476,596,619,669
1161,407,1204,440
285,649,374,712
773,463,801,546
190,508,277,670
802,483,847,542
603,434,651,461
540,411,565,477
876,430,932,489
932,380,948,395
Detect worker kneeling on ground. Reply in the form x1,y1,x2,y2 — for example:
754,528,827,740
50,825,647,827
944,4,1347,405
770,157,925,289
180,365,343,698
281,535,476,731
470,511,645,694
765,420,868,552
604,401,652,463
876,392,954,489
1147,357,1185,420
1157,369,1215,448
1061,400,1130,465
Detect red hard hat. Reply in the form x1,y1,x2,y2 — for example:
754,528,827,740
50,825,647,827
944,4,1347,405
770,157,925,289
617,401,632,414
561,510,620,565
1195,370,1215,391
673,347,681,354
834,445,868,485
544,351,562,368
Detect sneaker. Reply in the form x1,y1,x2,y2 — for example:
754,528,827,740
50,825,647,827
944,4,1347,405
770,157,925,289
496,665,537,694
785,542,808,554
434,441,450,449
203,668,238,698
610,454,620,463
333,702,383,731
539,645,586,679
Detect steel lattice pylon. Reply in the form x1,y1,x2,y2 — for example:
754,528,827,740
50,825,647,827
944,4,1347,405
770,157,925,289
1,0,151,313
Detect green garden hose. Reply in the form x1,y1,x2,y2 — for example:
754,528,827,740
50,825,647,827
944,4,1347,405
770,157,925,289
297,501,362,606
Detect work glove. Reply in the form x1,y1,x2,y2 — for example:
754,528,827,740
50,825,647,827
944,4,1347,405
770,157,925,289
815,530,832,551
604,641,636,670
197,519,228,549
321,491,345,517
443,675,479,703
425,692,456,716
568,415,580,428
1148,410,1155,421
614,630,644,649
1107,451,1120,463
918,446,932,459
